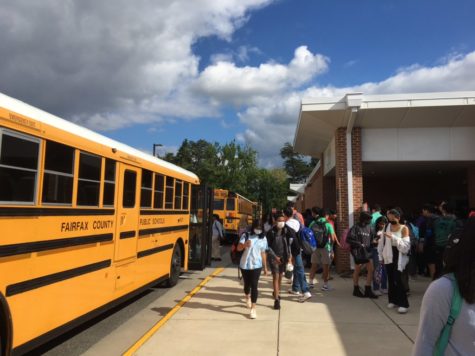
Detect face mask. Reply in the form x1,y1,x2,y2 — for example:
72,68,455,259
254,229,262,235
389,220,398,225
277,222,285,229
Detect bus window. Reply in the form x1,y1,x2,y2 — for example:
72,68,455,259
123,170,137,208
0,129,40,203
140,169,153,208
183,182,190,210
213,199,224,211
153,173,164,209
77,152,101,206
42,140,74,204
165,176,174,209
226,198,236,211
175,179,183,210
103,158,116,206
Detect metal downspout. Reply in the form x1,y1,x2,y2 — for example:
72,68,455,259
346,108,357,228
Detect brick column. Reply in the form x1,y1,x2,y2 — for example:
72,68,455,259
334,127,363,273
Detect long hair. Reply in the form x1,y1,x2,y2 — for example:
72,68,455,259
444,217,475,304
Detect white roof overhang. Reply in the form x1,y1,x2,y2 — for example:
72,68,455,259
294,91,475,157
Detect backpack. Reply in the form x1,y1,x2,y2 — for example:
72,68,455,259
230,232,249,265
434,217,457,248
311,219,330,249
298,227,316,255
434,274,463,356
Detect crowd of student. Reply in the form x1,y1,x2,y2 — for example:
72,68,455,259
233,201,474,355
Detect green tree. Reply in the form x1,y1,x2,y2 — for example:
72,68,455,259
280,142,315,183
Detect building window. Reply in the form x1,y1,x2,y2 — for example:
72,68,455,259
77,152,101,206
0,129,40,203
153,173,164,209
183,183,190,210
42,140,74,204
165,176,174,209
123,170,137,208
103,159,116,206
175,180,183,210
141,169,153,208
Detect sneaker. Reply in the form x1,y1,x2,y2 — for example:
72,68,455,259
288,289,302,296
245,297,252,309
308,283,315,289
250,308,257,319
387,303,396,309
321,284,332,292
398,307,409,314
364,286,379,299
381,289,388,294
274,299,281,310
299,292,312,303
353,286,365,298
373,290,383,296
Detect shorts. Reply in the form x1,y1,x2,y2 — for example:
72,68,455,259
269,260,286,274
311,248,331,265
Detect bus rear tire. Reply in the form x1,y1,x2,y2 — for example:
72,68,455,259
165,244,182,287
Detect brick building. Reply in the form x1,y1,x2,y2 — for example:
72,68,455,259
293,92,475,272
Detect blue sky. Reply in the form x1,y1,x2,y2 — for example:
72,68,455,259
1,0,475,165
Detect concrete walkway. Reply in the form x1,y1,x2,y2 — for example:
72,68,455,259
134,265,430,356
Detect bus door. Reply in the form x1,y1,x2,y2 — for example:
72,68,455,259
114,163,140,262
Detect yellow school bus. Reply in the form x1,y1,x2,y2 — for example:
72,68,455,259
0,93,201,355
213,189,257,240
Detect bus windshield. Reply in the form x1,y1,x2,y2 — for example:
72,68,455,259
213,199,224,210
226,198,236,211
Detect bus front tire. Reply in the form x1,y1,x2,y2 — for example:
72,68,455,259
165,244,182,287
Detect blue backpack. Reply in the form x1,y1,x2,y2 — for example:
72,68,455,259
298,227,317,255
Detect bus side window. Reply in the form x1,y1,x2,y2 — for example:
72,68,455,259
42,140,74,204
77,152,101,206
140,169,152,208
165,176,174,209
153,173,164,209
103,159,116,206
0,129,40,204
175,179,183,210
183,182,190,210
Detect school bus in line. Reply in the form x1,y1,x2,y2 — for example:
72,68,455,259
0,92,203,355
213,189,257,240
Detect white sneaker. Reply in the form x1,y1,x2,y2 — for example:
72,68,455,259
245,297,252,309
321,284,333,291
250,308,257,319
387,303,396,309
288,289,302,296
373,290,383,296
299,292,312,303
381,289,388,294
398,307,409,314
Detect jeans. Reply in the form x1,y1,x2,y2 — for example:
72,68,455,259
291,254,309,293
372,249,387,290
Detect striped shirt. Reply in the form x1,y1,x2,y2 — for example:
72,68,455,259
239,234,268,270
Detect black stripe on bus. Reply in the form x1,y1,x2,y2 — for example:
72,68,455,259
119,231,136,239
138,225,189,236
140,209,188,215
137,244,174,259
0,207,115,217
6,260,111,297
0,233,114,258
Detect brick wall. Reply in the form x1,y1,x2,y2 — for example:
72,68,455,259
334,127,363,273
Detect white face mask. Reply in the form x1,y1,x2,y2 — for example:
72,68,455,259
254,229,262,235
277,221,285,229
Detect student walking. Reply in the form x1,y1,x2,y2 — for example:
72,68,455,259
211,214,224,261
347,211,379,298
237,220,268,319
266,212,291,310
378,209,411,314
413,217,475,356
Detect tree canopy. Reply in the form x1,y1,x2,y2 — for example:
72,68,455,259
280,142,316,183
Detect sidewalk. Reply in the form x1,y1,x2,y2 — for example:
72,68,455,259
134,264,430,356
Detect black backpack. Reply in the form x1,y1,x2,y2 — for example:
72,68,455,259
311,220,330,248
230,233,249,265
